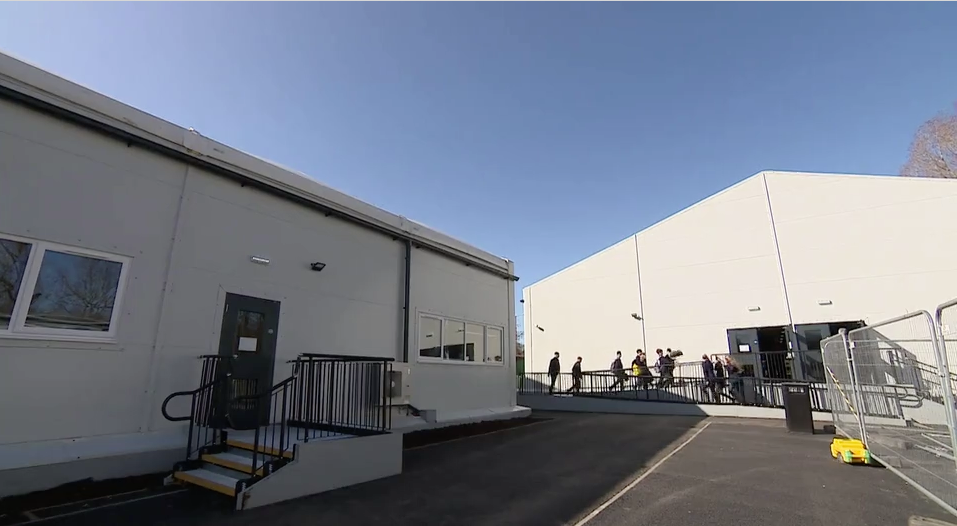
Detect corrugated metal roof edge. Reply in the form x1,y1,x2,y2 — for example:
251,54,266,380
0,51,516,281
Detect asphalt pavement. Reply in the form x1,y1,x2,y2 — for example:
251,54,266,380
28,412,957,526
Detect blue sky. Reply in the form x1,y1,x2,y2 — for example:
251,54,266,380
1,3,955,320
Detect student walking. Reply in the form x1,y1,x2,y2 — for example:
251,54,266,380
548,352,561,394
567,356,583,394
724,356,744,403
609,351,627,391
656,349,676,389
701,354,717,403
713,355,727,402
632,349,651,390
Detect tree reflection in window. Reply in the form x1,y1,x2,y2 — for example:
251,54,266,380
25,250,122,332
0,239,31,329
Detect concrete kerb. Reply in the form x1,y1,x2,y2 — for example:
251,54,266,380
518,393,907,426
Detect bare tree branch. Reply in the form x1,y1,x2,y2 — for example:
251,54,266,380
902,104,957,179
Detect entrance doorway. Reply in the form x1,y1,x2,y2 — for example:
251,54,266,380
217,293,281,430
756,326,789,379
727,321,865,382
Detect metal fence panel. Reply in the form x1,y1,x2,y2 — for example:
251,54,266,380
821,332,863,442
848,310,957,513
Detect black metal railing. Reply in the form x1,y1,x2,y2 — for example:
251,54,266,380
229,353,394,479
232,374,299,480
518,371,917,419
518,371,831,410
161,355,231,463
289,353,394,439
162,353,395,485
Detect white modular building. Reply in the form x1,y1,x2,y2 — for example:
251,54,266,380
523,170,957,381
0,51,525,503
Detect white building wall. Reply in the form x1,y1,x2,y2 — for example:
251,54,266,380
1,95,517,446
149,166,407,431
526,171,957,373
525,174,795,369
766,171,957,326
524,238,642,374
408,248,515,414
636,175,789,357
0,97,183,444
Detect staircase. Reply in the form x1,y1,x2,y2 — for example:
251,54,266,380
161,353,401,510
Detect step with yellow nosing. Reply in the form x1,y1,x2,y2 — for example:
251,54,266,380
202,451,265,476
227,438,294,459
173,468,240,497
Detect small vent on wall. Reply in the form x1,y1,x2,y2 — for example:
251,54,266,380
747,306,761,312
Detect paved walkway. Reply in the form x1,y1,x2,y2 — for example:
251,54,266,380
36,413,956,526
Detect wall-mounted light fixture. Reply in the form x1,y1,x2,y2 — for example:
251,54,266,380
250,256,270,265
747,306,761,312
631,313,643,321
536,325,545,332
817,299,833,306
310,261,327,272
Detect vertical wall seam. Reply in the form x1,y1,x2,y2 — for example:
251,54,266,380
633,234,648,350
402,240,411,362
140,164,191,432
762,172,797,336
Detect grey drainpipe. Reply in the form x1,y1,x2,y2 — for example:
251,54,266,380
402,240,412,362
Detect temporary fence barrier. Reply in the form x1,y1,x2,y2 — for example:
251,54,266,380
815,305,957,517
820,330,866,443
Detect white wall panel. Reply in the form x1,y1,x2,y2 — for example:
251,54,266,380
768,172,957,325
524,237,642,374
409,248,513,412
637,175,788,359
150,169,406,430
0,99,182,443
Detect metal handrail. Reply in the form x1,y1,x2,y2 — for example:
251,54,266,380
297,352,396,362
161,374,231,422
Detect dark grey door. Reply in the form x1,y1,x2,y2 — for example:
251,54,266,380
217,293,281,430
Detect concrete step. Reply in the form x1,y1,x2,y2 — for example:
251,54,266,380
173,467,242,497
202,449,265,476
226,436,294,459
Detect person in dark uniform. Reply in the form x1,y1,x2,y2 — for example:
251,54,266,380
609,351,626,391
701,354,717,403
548,352,561,394
567,356,583,394
713,355,727,402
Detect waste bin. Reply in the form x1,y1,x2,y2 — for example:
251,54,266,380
782,382,814,433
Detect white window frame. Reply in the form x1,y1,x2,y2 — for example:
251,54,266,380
416,314,444,361
0,233,131,343
415,312,506,367
485,325,505,365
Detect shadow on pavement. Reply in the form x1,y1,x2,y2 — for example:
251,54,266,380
36,412,707,526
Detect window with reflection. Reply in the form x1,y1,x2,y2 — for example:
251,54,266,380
0,235,129,339
0,238,31,330
25,250,123,332
444,320,466,361
417,314,505,366
418,316,442,358
486,327,503,363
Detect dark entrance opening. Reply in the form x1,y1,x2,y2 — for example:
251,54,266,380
756,326,790,379
728,321,866,382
